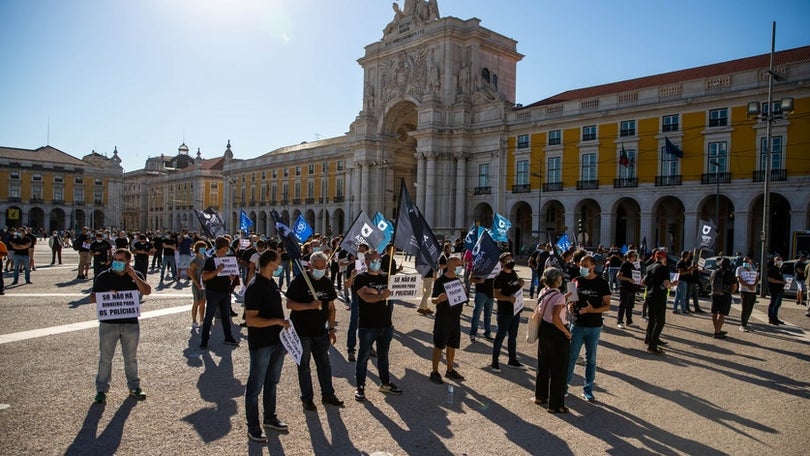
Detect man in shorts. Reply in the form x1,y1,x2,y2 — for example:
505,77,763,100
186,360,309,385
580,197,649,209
429,255,467,384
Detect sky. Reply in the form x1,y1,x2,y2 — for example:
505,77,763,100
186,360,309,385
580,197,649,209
1,0,808,172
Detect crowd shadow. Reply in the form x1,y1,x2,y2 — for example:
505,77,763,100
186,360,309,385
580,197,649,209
64,399,137,455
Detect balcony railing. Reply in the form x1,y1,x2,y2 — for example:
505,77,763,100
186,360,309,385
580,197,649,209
334,195,345,203
293,198,301,205
576,180,599,190
281,199,289,205
249,200,256,206
752,168,787,182
30,197,45,204
543,182,563,192
473,186,491,195
613,178,638,188
8,196,21,202
701,172,731,184
269,200,277,206
75,199,85,205
655,175,682,186
94,199,104,205
52,198,65,205
305,198,315,204
511,184,530,193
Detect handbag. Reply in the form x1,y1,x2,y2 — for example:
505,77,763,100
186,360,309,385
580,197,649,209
526,288,555,343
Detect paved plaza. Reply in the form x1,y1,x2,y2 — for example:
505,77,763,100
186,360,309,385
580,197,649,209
0,245,808,455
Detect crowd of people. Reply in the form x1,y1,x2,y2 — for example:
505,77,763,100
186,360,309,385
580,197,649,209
1,224,809,441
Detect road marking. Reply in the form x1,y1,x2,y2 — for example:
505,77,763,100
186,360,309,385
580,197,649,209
0,304,192,345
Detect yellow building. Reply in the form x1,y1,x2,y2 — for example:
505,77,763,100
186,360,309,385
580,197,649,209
0,145,123,231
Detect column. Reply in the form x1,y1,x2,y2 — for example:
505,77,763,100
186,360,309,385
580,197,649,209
351,163,361,218
732,211,749,255
361,162,370,215
416,153,426,210
424,154,436,224
454,154,466,229
683,210,698,251
639,210,653,252
564,211,576,243
600,210,612,247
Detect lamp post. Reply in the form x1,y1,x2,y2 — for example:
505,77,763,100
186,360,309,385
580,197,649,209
745,21,794,296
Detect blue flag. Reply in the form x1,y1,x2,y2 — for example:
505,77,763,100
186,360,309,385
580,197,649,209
665,136,683,158
491,213,512,242
620,244,629,255
470,230,501,277
373,212,394,249
293,214,314,243
463,223,479,251
271,210,301,261
239,210,254,233
556,233,572,253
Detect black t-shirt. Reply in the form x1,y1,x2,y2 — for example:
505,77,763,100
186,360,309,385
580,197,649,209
352,272,392,328
285,273,337,337
474,277,495,298
10,237,30,255
114,237,130,249
768,264,785,291
133,241,151,261
241,247,257,265
25,233,36,247
162,237,176,255
571,275,611,327
537,251,551,272
493,269,522,315
90,239,112,265
432,273,465,320
619,260,640,289
245,274,284,349
77,233,91,252
381,253,398,275
152,236,164,252
646,262,670,296
795,261,807,281
608,253,623,268
92,269,144,324
203,255,234,292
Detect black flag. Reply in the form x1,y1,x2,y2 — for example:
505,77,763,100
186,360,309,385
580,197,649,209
271,210,302,261
393,179,441,276
696,219,718,251
194,208,226,238
340,210,385,256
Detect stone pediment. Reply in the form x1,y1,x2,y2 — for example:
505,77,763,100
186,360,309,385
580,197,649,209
384,0,440,39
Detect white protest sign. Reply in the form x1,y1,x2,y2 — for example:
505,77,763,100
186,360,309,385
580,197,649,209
741,270,757,285
631,270,642,285
669,272,680,290
214,256,240,276
279,320,303,365
785,277,793,290
567,281,579,302
513,289,524,316
443,279,467,307
239,238,251,249
82,242,91,250
96,290,141,321
355,259,367,273
388,274,422,299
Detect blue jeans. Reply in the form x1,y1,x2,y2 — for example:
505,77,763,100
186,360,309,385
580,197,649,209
492,311,520,365
355,326,393,387
160,254,176,281
245,344,285,432
347,292,359,351
201,289,236,345
298,332,336,402
469,292,493,337
279,260,292,289
768,288,784,322
96,322,140,392
672,281,688,312
566,325,602,394
608,267,620,290
529,268,539,296
12,254,30,283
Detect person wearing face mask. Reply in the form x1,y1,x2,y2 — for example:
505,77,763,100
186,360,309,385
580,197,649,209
429,256,468,384
91,248,152,404
491,252,526,372
644,251,677,354
131,233,153,280
10,231,33,285
177,229,194,283
90,231,113,279
616,250,641,328
735,256,759,332
767,256,787,325
566,254,611,402
352,250,401,401
243,249,291,441
285,251,344,411
188,241,209,329
199,236,241,349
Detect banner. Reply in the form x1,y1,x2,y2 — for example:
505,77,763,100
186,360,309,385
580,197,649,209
470,229,500,277
96,290,141,321
194,208,226,238
491,213,512,242
388,273,423,298
341,211,385,256
373,212,394,249
696,219,718,251
214,256,239,276
293,214,314,243
271,210,302,261
279,320,303,365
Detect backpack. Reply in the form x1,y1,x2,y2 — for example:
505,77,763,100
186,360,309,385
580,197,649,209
711,268,730,296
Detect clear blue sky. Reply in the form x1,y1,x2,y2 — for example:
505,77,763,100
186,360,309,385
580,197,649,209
1,0,808,172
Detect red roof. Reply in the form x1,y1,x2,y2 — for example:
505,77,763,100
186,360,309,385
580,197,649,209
522,45,810,108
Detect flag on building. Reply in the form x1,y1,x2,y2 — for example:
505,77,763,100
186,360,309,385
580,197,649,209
373,212,394,249
619,144,630,167
470,229,501,277
665,137,683,158
491,213,512,242
293,214,313,243
239,210,254,233
393,179,441,277
341,211,385,256
194,208,226,238
271,210,301,261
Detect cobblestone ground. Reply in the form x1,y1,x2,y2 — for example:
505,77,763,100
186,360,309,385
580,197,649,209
0,245,808,455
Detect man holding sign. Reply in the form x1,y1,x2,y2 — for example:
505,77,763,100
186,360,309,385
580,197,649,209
429,256,467,384
199,237,241,349
616,250,641,328
491,253,525,372
91,248,151,404
735,256,759,332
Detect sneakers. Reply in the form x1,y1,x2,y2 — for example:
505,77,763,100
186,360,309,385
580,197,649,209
713,332,727,339
647,347,665,355
739,325,749,332
583,391,596,402
248,428,268,442
129,388,146,400
506,359,524,369
94,392,106,404
322,396,345,407
483,334,494,341
490,364,501,373
429,371,444,384
445,370,465,381
626,321,635,327
617,323,624,329
355,386,365,401
223,339,240,346
263,418,288,431
379,383,403,395
469,334,477,343
347,350,356,362
302,400,317,412
191,322,199,329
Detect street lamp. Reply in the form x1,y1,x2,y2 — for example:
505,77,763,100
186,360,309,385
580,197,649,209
745,21,795,296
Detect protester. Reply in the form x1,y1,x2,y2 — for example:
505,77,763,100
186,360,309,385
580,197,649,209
491,252,525,372
710,257,737,338
199,237,240,349
188,241,208,329
795,254,807,306
10,231,32,285
735,256,759,332
766,256,787,325
76,226,92,279
91,248,151,403
644,251,677,354
429,256,467,384
160,232,177,283
469,274,495,342
89,231,113,279
534,267,571,413
131,233,152,280
616,250,641,327
49,230,64,265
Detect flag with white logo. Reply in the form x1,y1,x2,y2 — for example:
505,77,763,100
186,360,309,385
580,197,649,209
340,211,385,256
470,230,501,277
491,213,512,242
373,212,394,249
293,214,314,243
194,208,226,238
271,210,301,261
696,219,718,251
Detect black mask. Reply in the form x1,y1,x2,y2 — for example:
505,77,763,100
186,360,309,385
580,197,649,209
505,261,515,269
